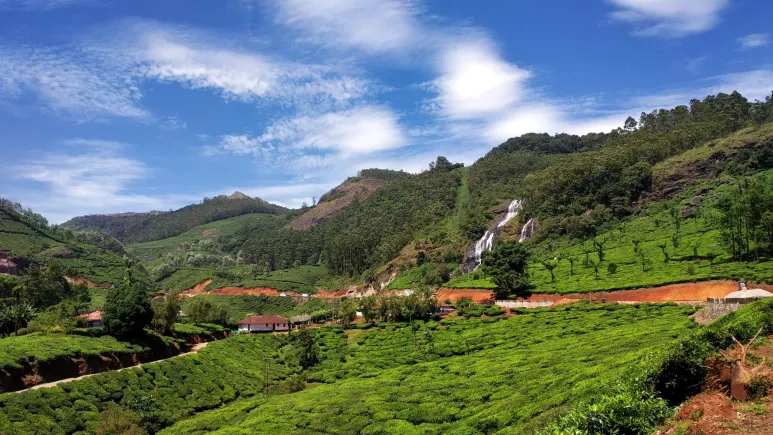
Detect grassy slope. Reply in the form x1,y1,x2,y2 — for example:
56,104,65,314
159,264,329,293
0,209,127,285
447,177,773,293
445,125,773,294
128,213,276,265
0,333,146,372
181,295,333,323
161,303,696,435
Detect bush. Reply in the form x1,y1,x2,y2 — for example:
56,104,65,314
103,282,153,339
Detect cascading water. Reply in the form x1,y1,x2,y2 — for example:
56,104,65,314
518,218,536,243
498,199,523,228
472,199,523,270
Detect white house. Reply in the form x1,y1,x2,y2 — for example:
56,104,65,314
237,315,289,332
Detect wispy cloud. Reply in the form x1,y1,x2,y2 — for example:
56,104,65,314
738,33,771,50
0,19,375,121
607,0,729,37
4,139,198,223
0,45,148,120
269,0,424,55
207,105,407,165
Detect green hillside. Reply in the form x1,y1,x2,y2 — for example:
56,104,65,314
62,193,286,244
0,205,136,286
0,303,697,434
447,124,773,294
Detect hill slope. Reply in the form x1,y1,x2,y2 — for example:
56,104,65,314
0,205,136,286
63,193,286,244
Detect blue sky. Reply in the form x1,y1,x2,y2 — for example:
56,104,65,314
0,0,772,223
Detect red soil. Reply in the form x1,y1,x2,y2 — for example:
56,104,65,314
210,287,301,297
313,289,351,299
436,288,495,304
523,280,773,303
181,279,213,296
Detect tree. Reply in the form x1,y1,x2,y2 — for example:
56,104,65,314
593,237,606,263
567,256,576,276
338,298,357,324
151,290,181,334
483,242,531,298
360,295,379,323
103,281,153,339
96,404,143,435
624,116,638,132
294,326,320,370
186,298,229,325
415,251,427,266
541,258,559,282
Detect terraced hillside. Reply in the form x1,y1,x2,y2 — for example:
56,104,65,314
0,303,698,434
0,206,134,286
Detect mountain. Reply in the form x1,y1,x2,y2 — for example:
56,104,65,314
15,90,773,294
62,193,286,244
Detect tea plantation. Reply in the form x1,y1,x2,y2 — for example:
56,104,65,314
157,303,695,435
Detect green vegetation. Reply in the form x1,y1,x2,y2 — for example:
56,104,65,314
0,333,146,373
447,170,773,294
0,334,297,434
158,264,329,292
0,205,138,286
103,281,154,339
160,303,695,435
180,295,331,324
62,194,285,244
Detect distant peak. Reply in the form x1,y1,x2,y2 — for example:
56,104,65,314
227,191,250,200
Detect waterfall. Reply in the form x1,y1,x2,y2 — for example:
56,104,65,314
472,199,524,270
518,218,536,243
497,199,523,228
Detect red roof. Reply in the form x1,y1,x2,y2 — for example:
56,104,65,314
237,315,288,325
78,311,102,321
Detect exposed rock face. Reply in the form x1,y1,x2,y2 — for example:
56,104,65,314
690,196,703,206
0,256,19,275
681,207,695,218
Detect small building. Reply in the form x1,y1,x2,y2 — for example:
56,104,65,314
78,311,103,328
290,315,312,328
237,315,289,332
438,304,456,315
723,288,773,304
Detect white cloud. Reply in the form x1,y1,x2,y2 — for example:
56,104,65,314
0,45,148,120
211,105,406,161
0,20,374,121
4,141,198,223
133,26,371,105
607,0,729,37
270,0,423,54
738,33,771,50
430,38,530,120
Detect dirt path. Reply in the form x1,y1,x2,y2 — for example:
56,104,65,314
441,280,773,304
18,342,210,393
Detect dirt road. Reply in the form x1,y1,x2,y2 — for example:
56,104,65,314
18,342,210,393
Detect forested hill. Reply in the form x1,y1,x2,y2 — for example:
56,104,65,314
63,193,286,244
28,90,773,293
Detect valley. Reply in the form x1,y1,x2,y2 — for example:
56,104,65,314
2,91,773,434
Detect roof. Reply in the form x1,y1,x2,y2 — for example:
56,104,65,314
440,304,455,308
725,289,773,299
78,311,102,322
237,315,288,325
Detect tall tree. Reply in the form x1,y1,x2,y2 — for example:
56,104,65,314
103,280,153,339
483,242,532,298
